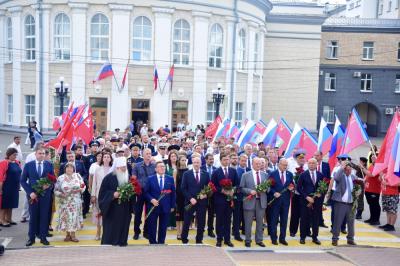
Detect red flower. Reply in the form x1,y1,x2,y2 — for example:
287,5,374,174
219,178,233,189
353,179,364,186
208,182,217,192
130,178,142,195
288,183,295,190
80,183,85,189
47,173,57,183
295,167,304,175
268,178,276,187
323,178,331,185
161,189,172,194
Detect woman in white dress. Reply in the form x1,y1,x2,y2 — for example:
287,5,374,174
88,152,102,193
54,163,86,242
91,151,113,240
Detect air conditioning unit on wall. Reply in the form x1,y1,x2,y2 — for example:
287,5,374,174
353,72,361,78
385,108,394,115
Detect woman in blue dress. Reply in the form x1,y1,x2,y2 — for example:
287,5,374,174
0,148,22,227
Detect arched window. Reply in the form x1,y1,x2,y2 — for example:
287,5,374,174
25,15,35,61
238,29,246,70
6,17,12,62
90,14,109,61
173,19,190,65
54,13,71,60
209,23,223,68
132,16,152,62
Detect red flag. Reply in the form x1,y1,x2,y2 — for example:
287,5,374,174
205,116,222,139
167,64,174,91
372,111,400,176
153,66,159,91
340,108,370,154
298,128,318,160
121,61,129,90
52,116,61,131
75,107,94,145
276,118,292,156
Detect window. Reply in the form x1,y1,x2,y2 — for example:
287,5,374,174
25,15,35,61
235,102,244,127
253,33,259,72
206,102,216,124
362,42,374,60
54,96,70,117
54,13,71,60
132,16,152,62
238,29,246,70
6,17,12,62
361,73,372,91
25,95,35,124
379,3,383,14
324,73,336,91
173,19,190,65
7,95,13,123
90,14,109,61
396,0,399,9
251,103,256,120
395,74,400,93
326,41,338,59
388,0,392,11
323,106,335,124
209,23,223,68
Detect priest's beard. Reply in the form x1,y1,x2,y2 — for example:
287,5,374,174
115,170,128,185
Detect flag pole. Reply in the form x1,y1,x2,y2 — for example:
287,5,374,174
368,139,377,158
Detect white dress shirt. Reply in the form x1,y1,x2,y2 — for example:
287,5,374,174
157,174,164,189
341,174,353,203
252,170,261,186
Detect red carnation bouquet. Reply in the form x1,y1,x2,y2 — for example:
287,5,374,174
351,179,364,215
185,182,217,211
244,178,275,201
220,178,235,201
307,177,330,208
293,166,304,184
117,177,142,204
146,189,172,219
30,173,57,204
268,182,295,206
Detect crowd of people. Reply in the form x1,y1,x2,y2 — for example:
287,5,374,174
0,124,399,248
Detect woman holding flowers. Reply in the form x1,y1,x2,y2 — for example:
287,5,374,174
55,163,86,242
175,155,188,240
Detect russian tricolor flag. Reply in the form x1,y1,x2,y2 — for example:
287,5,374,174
340,108,369,155
261,118,278,146
387,125,400,185
214,118,231,140
328,116,345,171
299,128,318,160
93,62,114,83
317,117,333,156
154,66,159,91
237,120,256,148
275,118,292,156
283,122,302,158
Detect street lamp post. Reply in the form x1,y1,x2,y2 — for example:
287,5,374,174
54,77,69,116
212,83,225,119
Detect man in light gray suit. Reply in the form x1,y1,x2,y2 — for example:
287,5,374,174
240,157,268,247
331,161,360,246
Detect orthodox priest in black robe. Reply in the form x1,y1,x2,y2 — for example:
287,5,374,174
99,157,134,246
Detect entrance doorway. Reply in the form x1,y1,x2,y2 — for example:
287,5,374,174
131,99,150,134
90,97,108,132
172,101,188,131
354,102,379,137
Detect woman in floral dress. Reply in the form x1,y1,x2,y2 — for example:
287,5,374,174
55,163,86,242
91,151,113,240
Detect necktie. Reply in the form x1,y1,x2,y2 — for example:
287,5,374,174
311,171,315,185
37,162,42,176
159,175,164,190
195,172,200,184
256,171,260,185
208,166,212,176
345,176,352,203
281,171,285,184
247,158,251,168
224,168,228,178
317,164,321,172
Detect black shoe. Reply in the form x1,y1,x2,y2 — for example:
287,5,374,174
369,221,381,226
208,231,216,238
319,223,328,228
332,240,338,246
20,218,28,223
47,233,53,237
379,224,390,229
347,240,357,245
216,241,222,247
245,242,251,248
271,240,278,245
196,241,203,244
26,239,35,246
224,241,234,247
290,233,295,237
133,234,139,240
355,215,362,220
83,214,87,219
341,230,347,234
364,219,372,223
0,224,10,227
256,242,265,247
384,225,395,232
177,236,182,241
312,238,321,245
143,233,149,239
279,240,288,246
49,228,54,232
40,239,50,246
10,222,17,225
182,239,189,244
234,236,243,242
300,239,305,244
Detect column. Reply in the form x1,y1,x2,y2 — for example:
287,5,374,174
246,22,257,120
257,27,266,119
191,11,210,125
224,17,237,119
0,10,5,124
34,3,51,129
10,6,22,126
109,4,132,130
152,7,174,129
69,2,88,105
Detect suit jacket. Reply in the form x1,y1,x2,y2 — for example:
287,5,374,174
268,169,294,203
211,166,239,205
181,169,210,206
21,160,55,196
83,154,97,172
145,174,176,213
319,161,331,179
331,168,356,203
200,165,216,178
141,143,156,156
240,171,268,210
236,166,251,201
59,160,88,181
297,170,324,200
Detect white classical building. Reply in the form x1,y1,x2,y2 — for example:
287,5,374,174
0,0,327,132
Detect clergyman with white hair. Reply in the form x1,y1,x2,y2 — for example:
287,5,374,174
98,157,134,246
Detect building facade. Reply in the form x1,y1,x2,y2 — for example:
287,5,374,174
0,0,272,132
318,17,400,137
344,0,400,19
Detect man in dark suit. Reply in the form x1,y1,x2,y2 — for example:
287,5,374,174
297,158,324,245
211,152,239,247
314,151,331,228
201,153,217,238
181,157,210,244
141,135,156,155
20,148,55,246
145,161,176,244
268,158,294,245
